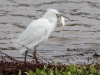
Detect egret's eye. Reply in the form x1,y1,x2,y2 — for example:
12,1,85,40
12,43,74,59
56,14,59,18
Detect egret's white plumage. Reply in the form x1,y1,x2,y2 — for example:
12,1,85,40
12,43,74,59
15,9,60,54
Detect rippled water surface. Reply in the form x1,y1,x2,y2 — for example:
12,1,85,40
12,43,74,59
0,0,100,64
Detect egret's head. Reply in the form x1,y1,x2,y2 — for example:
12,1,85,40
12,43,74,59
47,9,59,18
43,9,60,18
43,9,69,26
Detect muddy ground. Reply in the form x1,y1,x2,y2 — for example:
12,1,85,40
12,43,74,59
0,0,100,64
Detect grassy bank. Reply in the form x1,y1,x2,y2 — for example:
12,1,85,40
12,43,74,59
0,51,100,75
18,63,100,75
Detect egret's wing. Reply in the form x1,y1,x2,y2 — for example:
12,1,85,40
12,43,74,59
16,18,51,50
17,24,33,43
18,18,51,54
17,18,48,43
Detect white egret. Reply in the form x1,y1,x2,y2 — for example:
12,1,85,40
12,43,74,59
15,9,68,62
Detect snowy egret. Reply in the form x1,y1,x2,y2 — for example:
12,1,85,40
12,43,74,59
15,9,68,62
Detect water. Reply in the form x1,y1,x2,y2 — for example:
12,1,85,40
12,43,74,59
0,0,100,64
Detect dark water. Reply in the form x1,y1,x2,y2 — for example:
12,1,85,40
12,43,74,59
0,0,100,64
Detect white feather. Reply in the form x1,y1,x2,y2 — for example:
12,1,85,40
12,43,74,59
15,9,59,54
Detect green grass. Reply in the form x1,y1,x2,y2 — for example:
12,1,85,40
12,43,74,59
18,64,100,75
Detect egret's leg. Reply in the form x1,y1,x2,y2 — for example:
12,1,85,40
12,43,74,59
33,46,38,62
24,50,28,62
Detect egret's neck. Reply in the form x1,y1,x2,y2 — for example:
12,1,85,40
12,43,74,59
43,13,58,33
42,13,57,25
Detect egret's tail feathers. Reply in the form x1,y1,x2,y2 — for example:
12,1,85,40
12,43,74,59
11,39,18,49
11,39,21,49
14,41,23,49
